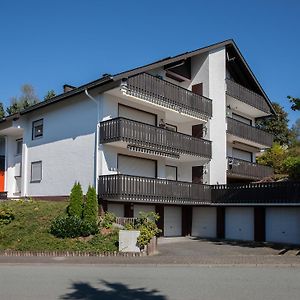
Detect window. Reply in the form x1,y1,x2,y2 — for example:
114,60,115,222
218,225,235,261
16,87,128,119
232,113,252,126
232,148,253,162
16,139,23,155
32,119,43,140
31,161,42,182
166,165,177,181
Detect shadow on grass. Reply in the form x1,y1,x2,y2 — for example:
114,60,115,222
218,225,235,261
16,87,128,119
189,237,300,251
60,280,167,300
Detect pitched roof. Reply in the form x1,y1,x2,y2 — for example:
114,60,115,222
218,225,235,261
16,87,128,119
12,39,276,116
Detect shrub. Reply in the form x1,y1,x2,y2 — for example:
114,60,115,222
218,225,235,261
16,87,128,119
83,185,98,226
50,215,82,238
80,220,99,237
134,211,161,249
283,156,300,180
68,182,83,218
0,206,14,226
100,212,116,229
50,215,99,238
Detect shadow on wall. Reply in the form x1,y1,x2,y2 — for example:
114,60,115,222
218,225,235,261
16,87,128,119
60,280,167,300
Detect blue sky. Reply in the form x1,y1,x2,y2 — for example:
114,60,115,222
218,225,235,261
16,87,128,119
0,0,299,125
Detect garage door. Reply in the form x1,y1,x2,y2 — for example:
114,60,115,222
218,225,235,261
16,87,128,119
225,207,254,241
118,155,156,178
192,207,216,238
164,206,182,237
134,205,155,218
266,208,300,245
107,203,124,217
119,104,156,126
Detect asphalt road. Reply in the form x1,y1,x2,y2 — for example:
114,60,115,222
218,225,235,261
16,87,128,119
1,265,300,300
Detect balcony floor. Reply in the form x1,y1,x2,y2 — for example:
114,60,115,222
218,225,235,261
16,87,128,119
102,142,210,163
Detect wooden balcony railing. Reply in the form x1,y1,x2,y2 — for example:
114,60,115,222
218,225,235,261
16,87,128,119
227,157,273,180
98,174,211,205
227,117,273,147
99,175,300,205
226,79,271,114
123,73,212,119
100,117,212,159
211,181,300,204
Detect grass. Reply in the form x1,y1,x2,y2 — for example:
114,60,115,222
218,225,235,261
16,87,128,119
0,200,118,252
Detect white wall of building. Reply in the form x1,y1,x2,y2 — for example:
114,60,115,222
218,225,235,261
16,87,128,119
207,48,227,184
23,95,97,197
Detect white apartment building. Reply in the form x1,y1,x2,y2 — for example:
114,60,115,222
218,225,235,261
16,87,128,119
1,39,299,244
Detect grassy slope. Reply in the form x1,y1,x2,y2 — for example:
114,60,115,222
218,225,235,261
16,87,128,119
0,200,118,252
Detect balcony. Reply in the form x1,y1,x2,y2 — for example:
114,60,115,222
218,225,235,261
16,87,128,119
122,73,212,120
100,117,212,160
227,157,273,180
211,181,300,205
226,79,271,115
227,117,273,148
98,174,211,205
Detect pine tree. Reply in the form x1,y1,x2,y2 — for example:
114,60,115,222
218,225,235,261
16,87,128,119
68,182,83,218
83,185,98,226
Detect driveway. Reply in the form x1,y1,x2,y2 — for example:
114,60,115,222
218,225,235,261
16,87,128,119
0,237,299,265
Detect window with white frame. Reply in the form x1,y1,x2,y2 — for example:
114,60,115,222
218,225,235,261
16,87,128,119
16,139,23,155
31,161,42,182
32,119,43,140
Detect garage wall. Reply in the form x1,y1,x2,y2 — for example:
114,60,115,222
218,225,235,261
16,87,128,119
266,207,300,245
107,203,124,217
192,207,217,238
225,207,254,241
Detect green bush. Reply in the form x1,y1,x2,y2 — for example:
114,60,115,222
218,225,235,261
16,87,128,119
80,220,99,237
50,215,82,238
50,214,99,238
134,211,161,249
83,185,98,226
283,156,300,180
68,182,83,218
0,206,14,226
100,212,116,229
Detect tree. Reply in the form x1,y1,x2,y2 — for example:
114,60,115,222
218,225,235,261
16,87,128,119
83,185,98,226
256,102,291,145
288,96,300,111
44,90,56,101
256,143,288,175
0,102,5,119
68,182,83,218
6,84,40,115
290,118,300,145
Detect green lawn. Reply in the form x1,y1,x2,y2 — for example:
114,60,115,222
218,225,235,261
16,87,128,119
0,200,118,252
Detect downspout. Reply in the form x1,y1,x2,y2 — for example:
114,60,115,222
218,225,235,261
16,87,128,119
85,89,100,194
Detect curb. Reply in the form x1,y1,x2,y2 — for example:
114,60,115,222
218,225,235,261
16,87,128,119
0,250,146,257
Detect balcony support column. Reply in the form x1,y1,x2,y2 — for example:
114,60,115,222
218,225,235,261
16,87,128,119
182,206,193,236
216,207,225,239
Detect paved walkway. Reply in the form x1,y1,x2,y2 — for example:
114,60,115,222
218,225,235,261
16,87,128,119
0,237,299,266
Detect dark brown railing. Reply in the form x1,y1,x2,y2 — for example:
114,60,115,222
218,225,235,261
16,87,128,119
227,117,273,147
98,174,211,205
226,79,271,114
124,73,212,119
227,157,273,180
100,117,212,159
211,181,300,204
